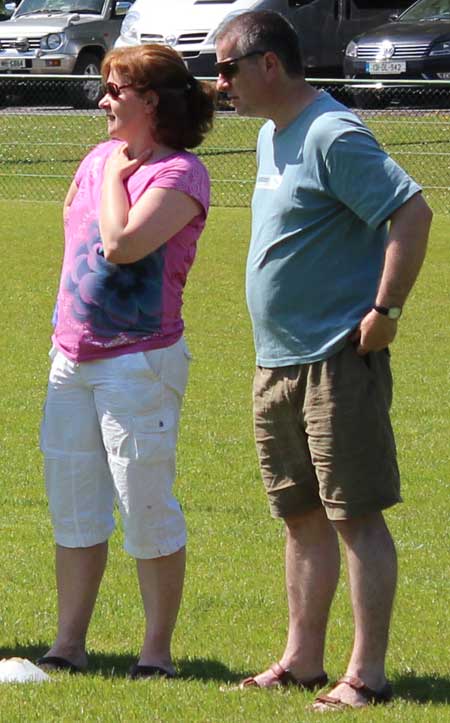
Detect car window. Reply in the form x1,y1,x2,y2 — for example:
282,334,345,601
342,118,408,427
352,1,412,8
16,0,104,15
400,0,450,21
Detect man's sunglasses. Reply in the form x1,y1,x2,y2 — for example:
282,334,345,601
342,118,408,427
215,50,265,80
102,81,133,99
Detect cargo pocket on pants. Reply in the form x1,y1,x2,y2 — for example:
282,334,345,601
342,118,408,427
133,408,177,462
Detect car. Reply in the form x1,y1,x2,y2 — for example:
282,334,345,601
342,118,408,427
0,0,132,107
115,0,413,79
344,0,450,84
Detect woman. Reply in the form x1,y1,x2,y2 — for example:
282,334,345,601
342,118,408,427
38,45,215,678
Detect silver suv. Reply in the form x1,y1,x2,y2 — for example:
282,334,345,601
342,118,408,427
0,0,132,107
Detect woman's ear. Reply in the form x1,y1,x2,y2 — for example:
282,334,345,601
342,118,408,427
145,90,159,112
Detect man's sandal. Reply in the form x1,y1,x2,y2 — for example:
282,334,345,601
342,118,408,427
240,662,328,690
312,674,393,711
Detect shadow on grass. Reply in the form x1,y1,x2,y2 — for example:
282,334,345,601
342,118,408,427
3,645,447,697
0,642,132,678
177,658,244,683
88,654,243,683
394,672,450,704
0,643,242,683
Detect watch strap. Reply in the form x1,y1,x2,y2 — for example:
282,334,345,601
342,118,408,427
373,305,402,320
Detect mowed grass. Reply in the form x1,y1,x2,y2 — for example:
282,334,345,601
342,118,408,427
2,108,450,209
0,112,262,207
0,201,449,721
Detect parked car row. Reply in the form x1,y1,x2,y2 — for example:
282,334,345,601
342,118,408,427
114,0,414,79
1,0,450,108
0,0,417,96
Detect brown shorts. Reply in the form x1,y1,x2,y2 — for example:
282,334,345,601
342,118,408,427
253,342,401,521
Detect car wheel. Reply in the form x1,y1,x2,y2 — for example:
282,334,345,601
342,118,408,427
72,53,102,109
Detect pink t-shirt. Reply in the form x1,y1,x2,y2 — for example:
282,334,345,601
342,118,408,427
53,140,210,362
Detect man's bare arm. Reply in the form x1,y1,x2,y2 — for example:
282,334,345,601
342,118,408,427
355,192,433,355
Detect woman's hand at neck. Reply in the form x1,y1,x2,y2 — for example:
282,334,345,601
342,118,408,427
106,143,153,182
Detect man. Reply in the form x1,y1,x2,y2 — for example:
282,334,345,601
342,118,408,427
215,10,432,712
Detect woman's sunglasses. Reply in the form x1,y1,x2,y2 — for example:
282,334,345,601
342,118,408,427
102,81,133,99
215,50,265,81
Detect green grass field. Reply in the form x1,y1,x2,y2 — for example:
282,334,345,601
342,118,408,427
1,108,450,211
0,201,449,721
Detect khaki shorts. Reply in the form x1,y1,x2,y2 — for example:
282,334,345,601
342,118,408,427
253,342,401,521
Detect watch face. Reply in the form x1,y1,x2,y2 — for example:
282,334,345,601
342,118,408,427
387,307,402,320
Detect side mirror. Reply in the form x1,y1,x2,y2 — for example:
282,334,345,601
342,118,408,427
5,2,17,16
115,1,132,18
389,13,399,22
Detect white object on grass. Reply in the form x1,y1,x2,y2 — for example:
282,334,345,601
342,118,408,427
0,657,51,683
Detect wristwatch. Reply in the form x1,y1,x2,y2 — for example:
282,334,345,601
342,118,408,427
373,304,402,320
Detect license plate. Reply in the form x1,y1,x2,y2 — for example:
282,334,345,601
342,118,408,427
366,61,406,74
0,58,27,70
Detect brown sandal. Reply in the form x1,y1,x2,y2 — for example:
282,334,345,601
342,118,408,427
240,662,328,690
313,674,393,711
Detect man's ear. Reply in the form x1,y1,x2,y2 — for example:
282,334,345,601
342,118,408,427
263,51,281,78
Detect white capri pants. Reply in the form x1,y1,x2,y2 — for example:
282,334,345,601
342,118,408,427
40,337,191,559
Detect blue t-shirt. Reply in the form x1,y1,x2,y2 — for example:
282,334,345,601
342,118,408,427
246,91,421,367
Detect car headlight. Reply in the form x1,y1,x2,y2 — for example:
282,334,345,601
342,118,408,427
429,40,450,57
120,10,140,43
345,40,358,58
40,33,64,51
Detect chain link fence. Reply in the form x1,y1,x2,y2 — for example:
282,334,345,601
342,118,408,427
1,75,450,212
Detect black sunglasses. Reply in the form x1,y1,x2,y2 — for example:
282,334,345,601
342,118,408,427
102,81,134,99
215,50,265,80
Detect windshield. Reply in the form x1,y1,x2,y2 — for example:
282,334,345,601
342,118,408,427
16,0,104,15
400,0,450,21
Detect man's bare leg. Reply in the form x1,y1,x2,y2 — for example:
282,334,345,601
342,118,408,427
41,542,108,670
314,511,397,709
249,506,340,686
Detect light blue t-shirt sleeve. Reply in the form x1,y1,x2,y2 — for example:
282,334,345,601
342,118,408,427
323,128,422,229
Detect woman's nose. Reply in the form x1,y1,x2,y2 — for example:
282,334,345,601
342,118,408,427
98,94,109,110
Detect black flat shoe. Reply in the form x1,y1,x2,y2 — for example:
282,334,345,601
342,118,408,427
129,663,175,680
36,656,83,674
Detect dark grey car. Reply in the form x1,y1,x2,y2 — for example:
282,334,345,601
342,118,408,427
344,0,450,81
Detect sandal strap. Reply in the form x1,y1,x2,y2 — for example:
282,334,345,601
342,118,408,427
240,662,328,690
313,693,347,710
270,662,289,683
240,676,259,687
337,675,393,703
239,663,287,688
271,663,328,690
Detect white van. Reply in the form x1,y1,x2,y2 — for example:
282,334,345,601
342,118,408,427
115,0,413,78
